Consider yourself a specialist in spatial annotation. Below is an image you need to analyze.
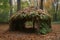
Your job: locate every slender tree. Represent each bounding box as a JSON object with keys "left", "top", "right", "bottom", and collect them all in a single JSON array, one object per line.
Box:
[
  {"left": 40, "top": 0, "right": 43, "bottom": 10},
  {"left": 54, "top": 0, "right": 58, "bottom": 21},
  {"left": 9, "top": 0, "right": 12, "bottom": 16},
  {"left": 17, "top": 0, "right": 21, "bottom": 11}
]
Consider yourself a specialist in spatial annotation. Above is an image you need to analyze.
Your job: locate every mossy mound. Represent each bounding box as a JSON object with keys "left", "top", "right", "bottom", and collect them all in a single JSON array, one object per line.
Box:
[{"left": 9, "top": 7, "right": 51, "bottom": 34}]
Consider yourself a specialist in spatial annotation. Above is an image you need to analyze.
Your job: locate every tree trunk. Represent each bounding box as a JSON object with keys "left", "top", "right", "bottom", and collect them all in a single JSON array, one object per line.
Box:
[
  {"left": 9, "top": 0, "right": 12, "bottom": 16},
  {"left": 54, "top": 0, "right": 58, "bottom": 21},
  {"left": 17, "top": 0, "right": 21, "bottom": 11},
  {"left": 40, "top": 0, "right": 43, "bottom": 10}
]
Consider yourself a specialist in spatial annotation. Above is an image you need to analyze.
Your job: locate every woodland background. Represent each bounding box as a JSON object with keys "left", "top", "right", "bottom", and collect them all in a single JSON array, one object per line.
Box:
[{"left": 0, "top": 0, "right": 60, "bottom": 23}]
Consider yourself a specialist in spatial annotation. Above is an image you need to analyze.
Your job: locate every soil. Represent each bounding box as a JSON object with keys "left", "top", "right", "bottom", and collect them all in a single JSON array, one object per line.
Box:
[{"left": 0, "top": 23, "right": 60, "bottom": 40}]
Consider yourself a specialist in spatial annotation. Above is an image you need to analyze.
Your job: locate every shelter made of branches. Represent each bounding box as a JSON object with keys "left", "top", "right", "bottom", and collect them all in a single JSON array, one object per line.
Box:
[{"left": 9, "top": 7, "right": 51, "bottom": 34}]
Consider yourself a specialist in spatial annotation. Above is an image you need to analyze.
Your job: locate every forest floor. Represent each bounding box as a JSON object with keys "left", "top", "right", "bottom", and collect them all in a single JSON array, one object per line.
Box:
[{"left": 0, "top": 23, "right": 60, "bottom": 40}]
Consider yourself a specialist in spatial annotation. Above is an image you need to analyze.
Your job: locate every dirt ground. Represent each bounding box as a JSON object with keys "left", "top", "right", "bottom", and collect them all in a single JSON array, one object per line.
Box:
[{"left": 0, "top": 23, "right": 60, "bottom": 40}]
